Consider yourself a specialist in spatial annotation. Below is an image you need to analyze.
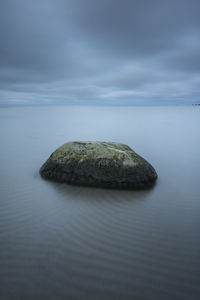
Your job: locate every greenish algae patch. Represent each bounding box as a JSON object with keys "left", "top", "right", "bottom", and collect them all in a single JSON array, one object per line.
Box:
[{"left": 51, "top": 142, "right": 143, "bottom": 163}]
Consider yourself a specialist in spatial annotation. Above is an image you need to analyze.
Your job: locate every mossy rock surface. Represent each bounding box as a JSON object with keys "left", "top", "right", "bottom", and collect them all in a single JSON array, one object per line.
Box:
[{"left": 40, "top": 141, "right": 157, "bottom": 189}]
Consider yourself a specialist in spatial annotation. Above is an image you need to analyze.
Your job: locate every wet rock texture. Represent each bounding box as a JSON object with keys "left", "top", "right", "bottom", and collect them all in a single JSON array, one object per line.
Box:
[{"left": 40, "top": 141, "right": 157, "bottom": 189}]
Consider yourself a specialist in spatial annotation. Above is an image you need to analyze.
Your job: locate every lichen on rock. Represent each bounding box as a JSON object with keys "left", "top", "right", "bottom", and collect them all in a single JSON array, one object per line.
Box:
[{"left": 40, "top": 141, "right": 157, "bottom": 189}]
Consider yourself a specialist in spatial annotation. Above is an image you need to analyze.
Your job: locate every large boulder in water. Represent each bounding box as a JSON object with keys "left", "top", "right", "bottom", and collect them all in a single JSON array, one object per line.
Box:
[{"left": 40, "top": 141, "right": 157, "bottom": 189}]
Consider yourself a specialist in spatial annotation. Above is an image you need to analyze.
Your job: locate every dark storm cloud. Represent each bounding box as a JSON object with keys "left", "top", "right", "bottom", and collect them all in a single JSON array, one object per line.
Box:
[
  {"left": 64, "top": 0, "right": 200, "bottom": 57},
  {"left": 0, "top": 0, "right": 200, "bottom": 105},
  {"left": 0, "top": 0, "right": 73, "bottom": 80}
]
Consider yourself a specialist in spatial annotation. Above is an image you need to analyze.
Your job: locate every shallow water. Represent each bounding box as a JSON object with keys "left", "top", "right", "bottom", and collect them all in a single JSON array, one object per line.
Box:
[{"left": 0, "top": 106, "right": 199, "bottom": 300}]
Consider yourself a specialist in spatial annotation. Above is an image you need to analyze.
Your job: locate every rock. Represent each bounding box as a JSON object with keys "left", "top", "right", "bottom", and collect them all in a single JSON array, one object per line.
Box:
[{"left": 40, "top": 141, "right": 157, "bottom": 189}]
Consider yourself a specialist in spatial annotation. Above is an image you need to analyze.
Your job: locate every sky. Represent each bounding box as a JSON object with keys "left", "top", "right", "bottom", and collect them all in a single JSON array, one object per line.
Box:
[{"left": 0, "top": 0, "right": 200, "bottom": 105}]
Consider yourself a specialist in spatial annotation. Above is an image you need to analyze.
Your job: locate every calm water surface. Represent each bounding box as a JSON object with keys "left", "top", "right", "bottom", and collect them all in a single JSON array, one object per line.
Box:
[{"left": 0, "top": 106, "right": 199, "bottom": 300}]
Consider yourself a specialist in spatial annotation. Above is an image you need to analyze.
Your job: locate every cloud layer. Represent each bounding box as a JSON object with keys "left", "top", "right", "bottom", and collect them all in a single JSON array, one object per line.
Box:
[{"left": 0, "top": 0, "right": 200, "bottom": 105}]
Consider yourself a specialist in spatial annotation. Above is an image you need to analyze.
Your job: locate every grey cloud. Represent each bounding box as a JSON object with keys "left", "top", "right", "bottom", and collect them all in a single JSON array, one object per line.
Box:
[
  {"left": 165, "top": 47, "right": 200, "bottom": 73},
  {"left": 0, "top": 0, "right": 200, "bottom": 105},
  {"left": 63, "top": 0, "right": 200, "bottom": 57},
  {"left": 0, "top": 0, "right": 73, "bottom": 80}
]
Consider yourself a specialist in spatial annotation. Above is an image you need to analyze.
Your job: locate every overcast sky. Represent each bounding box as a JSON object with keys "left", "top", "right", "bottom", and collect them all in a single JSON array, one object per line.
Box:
[{"left": 0, "top": 0, "right": 200, "bottom": 105}]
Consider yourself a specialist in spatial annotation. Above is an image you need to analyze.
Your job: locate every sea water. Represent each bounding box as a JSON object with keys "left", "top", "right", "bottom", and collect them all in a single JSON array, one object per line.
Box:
[{"left": 0, "top": 105, "right": 199, "bottom": 300}]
